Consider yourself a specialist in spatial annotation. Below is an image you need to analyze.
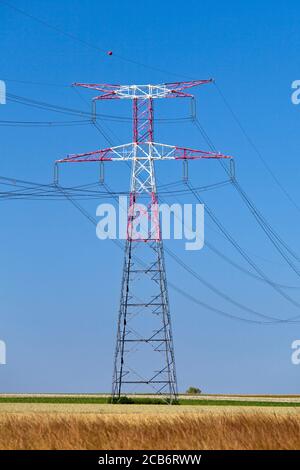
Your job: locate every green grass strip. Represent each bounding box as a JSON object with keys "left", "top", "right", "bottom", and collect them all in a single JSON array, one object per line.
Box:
[{"left": 0, "top": 396, "right": 300, "bottom": 407}]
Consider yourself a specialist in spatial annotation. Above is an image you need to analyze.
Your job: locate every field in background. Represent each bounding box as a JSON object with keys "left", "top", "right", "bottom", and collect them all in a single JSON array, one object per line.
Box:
[{"left": 1, "top": 394, "right": 300, "bottom": 406}]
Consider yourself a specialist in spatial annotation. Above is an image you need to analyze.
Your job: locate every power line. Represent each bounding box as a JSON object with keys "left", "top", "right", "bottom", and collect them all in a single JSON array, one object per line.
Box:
[
  {"left": 103, "top": 179, "right": 300, "bottom": 324},
  {"left": 231, "top": 177, "right": 300, "bottom": 264},
  {"left": 7, "top": 92, "right": 192, "bottom": 124},
  {"left": 56, "top": 182, "right": 299, "bottom": 325},
  {"left": 1, "top": 77, "right": 69, "bottom": 88},
  {"left": 203, "top": 239, "right": 300, "bottom": 291},
  {"left": 168, "top": 282, "right": 297, "bottom": 325},
  {"left": 2, "top": 99, "right": 299, "bottom": 325},
  {"left": 164, "top": 246, "right": 298, "bottom": 323},
  {"left": 0, "top": 173, "right": 230, "bottom": 200},
  {"left": 193, "top": 116, "right": 300, "bottom": 270},
  {"left": 0, "top": 0, "right": 190, "bottom": 80},
  {"left": 0, "top": 119, "right": 91, "bottom": 127},
  {"left": 186, "top": 181, "right": 300, "bottom": 313},
  {"left": 214, "top": 81, "right": 300, "bottom": 213}
]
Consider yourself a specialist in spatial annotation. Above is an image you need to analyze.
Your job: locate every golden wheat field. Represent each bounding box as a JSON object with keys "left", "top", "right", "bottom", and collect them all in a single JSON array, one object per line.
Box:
[{"left": 0, "top": 406, "right": 299, "bottom": 450}]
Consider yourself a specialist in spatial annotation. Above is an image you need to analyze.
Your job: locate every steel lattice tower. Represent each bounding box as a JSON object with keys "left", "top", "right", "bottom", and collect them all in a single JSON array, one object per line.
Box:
[{"left": 56, "top": 80, "right": 230, "bottom": 402}]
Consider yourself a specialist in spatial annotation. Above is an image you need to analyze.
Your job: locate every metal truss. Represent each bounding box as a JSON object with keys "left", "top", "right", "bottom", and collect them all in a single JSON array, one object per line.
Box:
[
  {"left": 57, "top": 142, "right": 230, "bottom": 163},
  {"left": 71, "top": 80, "right": 213, "bottom": 100},
  {"left": 56, "top": 79, "right": 231, "bottom": 403}
]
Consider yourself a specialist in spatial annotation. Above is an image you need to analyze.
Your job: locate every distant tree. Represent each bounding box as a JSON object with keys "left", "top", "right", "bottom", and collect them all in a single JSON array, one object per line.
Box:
[{"left": 186, "top": 386, "right": 201, "bottom": 395}]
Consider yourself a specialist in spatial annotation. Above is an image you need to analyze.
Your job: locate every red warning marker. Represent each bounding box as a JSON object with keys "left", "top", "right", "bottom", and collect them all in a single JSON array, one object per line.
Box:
[{"left": 107, "top": 51, "right": 113, "bottom": 56}]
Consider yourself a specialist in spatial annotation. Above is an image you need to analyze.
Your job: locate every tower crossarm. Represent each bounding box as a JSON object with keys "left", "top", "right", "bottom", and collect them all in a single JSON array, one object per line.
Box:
[
  {"left": 72, "top": 79, "right": 213, "bottom": 101},
  {"left": 56, "top": 142, "right": 231, "bottom": 164}
]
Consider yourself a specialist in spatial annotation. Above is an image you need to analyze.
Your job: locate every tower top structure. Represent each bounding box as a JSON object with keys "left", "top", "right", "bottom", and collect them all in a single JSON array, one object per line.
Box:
[{"left": 72, "top": 79, "right": 213, "bottom": 100}]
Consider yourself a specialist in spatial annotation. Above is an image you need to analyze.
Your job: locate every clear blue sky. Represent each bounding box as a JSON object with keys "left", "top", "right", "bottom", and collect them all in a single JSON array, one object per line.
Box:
[{"left": 0, "top": 0, "right": 300, "bottom": 394}]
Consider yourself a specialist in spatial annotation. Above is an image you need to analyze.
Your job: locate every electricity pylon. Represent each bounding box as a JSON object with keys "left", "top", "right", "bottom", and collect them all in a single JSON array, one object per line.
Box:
[{"left": 56, "top": 80, "right": 230, "bottom": 402}]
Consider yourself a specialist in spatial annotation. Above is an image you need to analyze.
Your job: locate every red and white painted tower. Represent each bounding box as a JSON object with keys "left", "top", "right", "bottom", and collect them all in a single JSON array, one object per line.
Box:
[{"left": 56, "top": 80, "right": 230, "bottom": 402}]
